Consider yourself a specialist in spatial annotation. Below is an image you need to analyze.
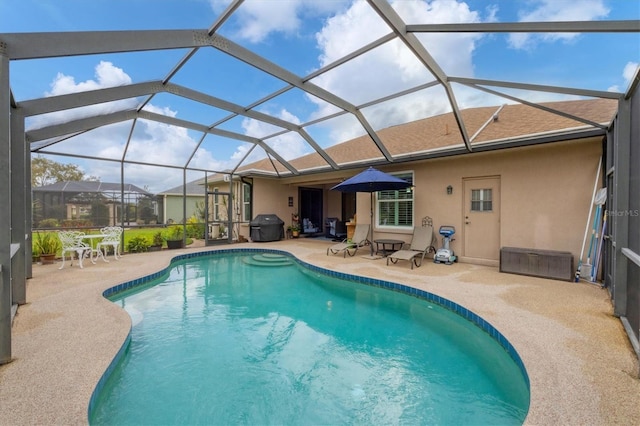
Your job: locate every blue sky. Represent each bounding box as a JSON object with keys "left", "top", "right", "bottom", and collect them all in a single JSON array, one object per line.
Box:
[{"left": 2, "top": 0, "right": 639, "bottom": 192}]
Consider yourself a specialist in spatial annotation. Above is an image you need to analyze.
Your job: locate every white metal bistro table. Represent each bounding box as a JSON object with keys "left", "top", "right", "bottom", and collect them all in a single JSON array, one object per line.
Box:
[{"left": 83, "top": 234, "right": 109, "bottom": 263}]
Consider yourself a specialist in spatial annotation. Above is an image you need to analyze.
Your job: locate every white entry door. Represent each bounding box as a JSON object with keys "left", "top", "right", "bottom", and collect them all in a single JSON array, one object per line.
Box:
[{"left": 463, "top": 177, "right": 501, "bottom": 261}]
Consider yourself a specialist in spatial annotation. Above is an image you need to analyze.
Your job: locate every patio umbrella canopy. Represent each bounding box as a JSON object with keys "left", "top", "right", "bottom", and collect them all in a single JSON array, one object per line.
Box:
[{"left": 331, "top": 167, "right": 412, "bottom": 258}]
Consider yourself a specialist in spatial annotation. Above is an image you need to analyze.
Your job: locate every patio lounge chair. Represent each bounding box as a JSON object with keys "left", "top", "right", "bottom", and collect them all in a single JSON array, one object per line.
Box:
[
  {"left": 326, "top": 224, "right": 370, "bottom": 257},
  {"left": 386, "top": 223, "right": 435, "bottom": 269}
]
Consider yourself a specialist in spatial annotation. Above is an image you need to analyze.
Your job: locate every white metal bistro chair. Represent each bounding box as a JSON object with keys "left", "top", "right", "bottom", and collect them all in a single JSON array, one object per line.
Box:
[
  {"left": 58, "top": 230, "right": 91, "bottom": 269},
  {"left": 96, "top": 226, "right": 123, "bottom": 261}
]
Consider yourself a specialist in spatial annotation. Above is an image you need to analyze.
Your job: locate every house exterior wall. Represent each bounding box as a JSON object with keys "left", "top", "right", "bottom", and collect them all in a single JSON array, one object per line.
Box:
[
  {"left": 251, "top": 137, "right": 601, "bottom": 266},
  {"left": 243, "top": 179, "right": 299, "bottom": 233},
  {"left": 326, "top": 189, "right": 343, "bottom": 221},
  {"left": 163, "top": 195, "right": 203, "bottom": 224},
  {"left": 393, "top": 137, "right": 602, "bottom": 265}
]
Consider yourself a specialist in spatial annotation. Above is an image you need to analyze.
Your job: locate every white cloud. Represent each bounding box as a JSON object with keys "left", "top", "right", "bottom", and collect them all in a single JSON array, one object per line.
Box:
[
  {"left": 202, "top": 0, "right": 495, "bottom": 161},
  {"left": 225, "top": 0, "right": 349, "bottom": 43},
  {"left": 623, "top": 62, "right": 639, "bottom": 84},
  {"left": 608, "top": 61, "right": 640, "bottom": 93},
  {"left": 27, "top": 61, "right": 138, "bottom": 130},
  {"left": 316, "top": 0, "right": 388, "bottom": 64},
  {"left": 216, "top": 0, "right": 489, "bottom": 156},
  {"left": 234, "top": 1, "right": 302, "bottom": 43},
  {"left": 31, "top": 61, "right": 237, "bottom": 192},
  {"left": 239, "top": 108, "right": 307, "bottom": 162},
  {"left": 308, "top": 0, "right": 483, "bottom": 139},
  {"left": 45, "top": 60, "right": 132, "bottom": 96},
  {"left": 396, "top": 0, "right": 482, "bottom": 76},
  {"left": 508, "top": 0, "right": 610, "bottom": 50}
]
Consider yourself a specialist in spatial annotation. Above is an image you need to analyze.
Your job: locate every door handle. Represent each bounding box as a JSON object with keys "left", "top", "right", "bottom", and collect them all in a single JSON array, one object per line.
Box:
[{"left": 465, "top": 221, "right": 470, "bottom": 224}]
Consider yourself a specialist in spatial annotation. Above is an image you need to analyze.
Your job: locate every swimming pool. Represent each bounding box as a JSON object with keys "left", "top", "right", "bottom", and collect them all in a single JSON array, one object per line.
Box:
[{"left": 90, "top": 250, "right": 529, "bottom": 424}]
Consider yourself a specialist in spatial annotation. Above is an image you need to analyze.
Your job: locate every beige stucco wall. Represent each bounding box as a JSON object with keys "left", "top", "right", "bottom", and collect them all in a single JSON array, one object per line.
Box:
[
  {"left": 380, "top": 137, "right": 602, "bottom": 264},
  {"left": 251, "top": 137, "right": 602, "bottom": 265},
  {"left": 248, "top": 179, "right": 299, "bottom": 230},
  {"left": 326, "top": 189, "right": 342, "bottom": 220}
]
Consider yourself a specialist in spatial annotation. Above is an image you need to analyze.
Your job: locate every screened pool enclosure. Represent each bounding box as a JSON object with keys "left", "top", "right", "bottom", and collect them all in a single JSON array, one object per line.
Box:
[{"left": 1, "top": 0, "right": 638, "bottom": 366}]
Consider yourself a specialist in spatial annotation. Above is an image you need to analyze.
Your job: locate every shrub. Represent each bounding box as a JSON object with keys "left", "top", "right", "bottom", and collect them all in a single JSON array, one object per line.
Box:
[
  {"left": 186, "top": 216, "right": 205, "bottom": 239},
  {"left": 38, "top": 218, "right": 60, "bottom": 228},
  {"left": 164, "top": 225, "right": 184, "bottom": 241},
  {"left": 127, "top": 235, "right": 150, "bottom": 253},
  {"left": 34, "top": 232, "right": 61, "bottom": 255},
  {"left": 61, "top": 219, "right": 93, "bottom": 228},
  {"left": 152, "top": 231, "right": 164, "bottom": 247}
]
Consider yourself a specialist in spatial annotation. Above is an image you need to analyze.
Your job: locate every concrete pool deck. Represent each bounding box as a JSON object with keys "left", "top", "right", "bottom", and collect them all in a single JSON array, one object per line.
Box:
[{"left": 1, "top": 239, "right": 639, "bottom": 425}]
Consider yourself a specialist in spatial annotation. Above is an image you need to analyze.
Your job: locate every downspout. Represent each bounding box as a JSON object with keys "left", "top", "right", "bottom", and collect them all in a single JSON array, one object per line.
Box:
[
  {"left": 227, "top": 173, "right": 233, "bottom": 243},
  {"left": 204, "top": 173, "right": 209, "bottom": 245}
]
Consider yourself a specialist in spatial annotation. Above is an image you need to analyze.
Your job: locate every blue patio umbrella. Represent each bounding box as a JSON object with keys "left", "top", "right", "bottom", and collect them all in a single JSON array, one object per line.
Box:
[{"left": 331, "top": 167, "right": 412, "bottom": 258}]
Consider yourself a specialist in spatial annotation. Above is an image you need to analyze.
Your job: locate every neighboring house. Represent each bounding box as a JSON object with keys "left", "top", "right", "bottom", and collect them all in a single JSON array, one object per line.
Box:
[
  {"left": 159, "top": 176, "right": 252, "bottom": 240},
  {"left": 157, "top": 177, "right": 208, "bottom": 224},
  {"left": 211, "top": 99, "right": 617, "bottom": 267}
]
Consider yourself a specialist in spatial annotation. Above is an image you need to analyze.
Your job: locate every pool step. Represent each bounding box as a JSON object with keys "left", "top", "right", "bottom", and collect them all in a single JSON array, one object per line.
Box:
[{"left": 242, "top": 253, "right": 293, "bottom": 267}]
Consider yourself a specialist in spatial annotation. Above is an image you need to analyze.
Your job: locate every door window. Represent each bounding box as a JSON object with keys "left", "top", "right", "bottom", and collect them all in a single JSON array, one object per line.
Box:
[{"left": 471, "top": 189, "right": 492, "bottom": 212}]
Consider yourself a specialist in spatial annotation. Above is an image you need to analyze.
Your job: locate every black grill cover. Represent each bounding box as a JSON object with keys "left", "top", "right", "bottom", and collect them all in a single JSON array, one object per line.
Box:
[{"left": 250, "top": 214, "right": 284, "bottom": 242}]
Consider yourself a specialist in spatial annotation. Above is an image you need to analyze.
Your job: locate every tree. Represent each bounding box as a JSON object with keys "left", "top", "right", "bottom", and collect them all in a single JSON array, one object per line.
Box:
[
  {"left": 31, "top": 155, "right": 99, "bottom": 187},
  {"left": 138, "top": 196, "right": 156, "bottom": 224}
]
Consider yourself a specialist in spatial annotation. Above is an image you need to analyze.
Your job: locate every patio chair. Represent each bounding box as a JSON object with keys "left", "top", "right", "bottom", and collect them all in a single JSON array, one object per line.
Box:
[
  {"left": 58, "top": 230, "right": 91, "bottom": 270},
  {"left": 97, "top": 226, "right": 123, "bottom": 261},
  {"left": 386, "top": 221, "right": 436, "bottom": 269},
  {"left": 326, "top": 224, "right": 370, "bottom": 257}
]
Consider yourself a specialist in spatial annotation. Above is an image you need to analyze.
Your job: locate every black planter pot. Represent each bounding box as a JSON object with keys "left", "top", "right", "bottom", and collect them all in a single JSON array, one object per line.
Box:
[{"left": 166, "top": 240, "right": 184, "bottom": 249}]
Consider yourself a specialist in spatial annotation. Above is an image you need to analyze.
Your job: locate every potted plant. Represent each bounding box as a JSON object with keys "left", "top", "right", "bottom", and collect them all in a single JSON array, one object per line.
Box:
[
  {"left": 289, "top": 213, "right": 300, "bottom": 238},
  {"left": 32, "top": 244, "right": 41, "bottom": 263},
  {"left": 287, "top": 224, "right": 300, "bottom": 238},
  {"left": 34, "top": 232, "right": 61, "bottom": 264},
  {"left": 149, "top": 231, "right": 164, "bottom": 251},
  {"left": 164, "top": 225, "right": 184, "bottom": 249},
  {"left": 126, "top": 235, "right": 150, "bottom": 253}
]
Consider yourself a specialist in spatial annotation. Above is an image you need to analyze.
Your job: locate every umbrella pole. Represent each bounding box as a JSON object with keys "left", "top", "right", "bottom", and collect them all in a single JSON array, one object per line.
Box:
[{"left": 370, "top": 192, "right": 374, "bottom": 257}]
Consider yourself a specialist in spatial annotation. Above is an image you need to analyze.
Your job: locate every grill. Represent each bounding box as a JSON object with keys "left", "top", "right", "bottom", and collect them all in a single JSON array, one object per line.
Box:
[{"left": 250, "top": 214, "right": 284, "bottom": 242}]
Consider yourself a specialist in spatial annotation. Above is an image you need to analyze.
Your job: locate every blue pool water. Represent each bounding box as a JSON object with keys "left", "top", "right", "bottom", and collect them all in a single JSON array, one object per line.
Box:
[{"left": 90, "top": 251, "right": 529, "bottom": 425}]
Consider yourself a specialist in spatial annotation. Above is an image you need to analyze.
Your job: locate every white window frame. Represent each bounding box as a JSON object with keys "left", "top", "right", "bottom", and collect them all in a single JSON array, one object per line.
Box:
[
  {"left": 471, "top": 188, "right": 493, "bottom": 212},
  {"left": 213, "top": 187, "right": 220, "bottom": 221},
  {"left": 375, "top": 170, "right": 414, "bottom": 231},
  {"left": 242, "top": 183, "right": 251, "bottom": 222}
]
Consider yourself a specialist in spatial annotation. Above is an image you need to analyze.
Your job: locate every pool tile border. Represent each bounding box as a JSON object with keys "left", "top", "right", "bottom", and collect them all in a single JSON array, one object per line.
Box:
[{"left": 90, "top": 248, "right": 530, "bottom": 420}]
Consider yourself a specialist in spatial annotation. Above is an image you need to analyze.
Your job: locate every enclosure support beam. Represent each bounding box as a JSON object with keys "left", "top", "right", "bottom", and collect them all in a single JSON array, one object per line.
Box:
[
  {"left": 612, "top": 99, "right": 631, "bottom": 316},
  {"left": 10, "top": 109, "right": 26, "bottom": 304},
  {"left": 24, "top": 116, "right": 33, "bottom": 280},
  {"left": 0, "top": 41, "right": 12, "bottom": 364}
]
